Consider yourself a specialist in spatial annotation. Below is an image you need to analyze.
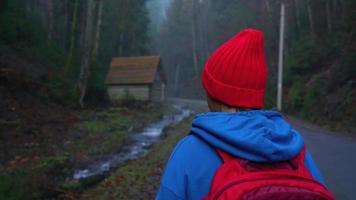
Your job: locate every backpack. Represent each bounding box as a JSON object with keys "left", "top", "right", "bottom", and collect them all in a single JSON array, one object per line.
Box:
[{"left": 204, "top": 147, "right": 336, "bottom": 200}]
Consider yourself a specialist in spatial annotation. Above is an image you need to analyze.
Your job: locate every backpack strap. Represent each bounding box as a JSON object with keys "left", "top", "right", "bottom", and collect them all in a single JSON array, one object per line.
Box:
[
  {"left": 216, "top": 146, "right": 308, "bottom": 173},
  {"left": 216, "top": 149, "right": 249, "bottom": 173},
  {"left": 216, "top": 149, "right": 238, "bottom": 163},
  {"left": 292, "top": 145, "right": 307, "bottom": 163},
  {"left": 291, "top": 145, "right": 313, "bottom": 176},
  {"left": 217, "top": 146, "right": 307, "bottom": 163}
]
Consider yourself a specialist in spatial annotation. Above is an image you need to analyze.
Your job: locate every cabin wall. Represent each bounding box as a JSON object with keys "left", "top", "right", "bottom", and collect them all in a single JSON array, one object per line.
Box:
[
  {"left": 151, "top": 81, "right": 166, "bottom": 101},
  {"left": 108, "top": 85, "right": 150, "bottom": 101}
]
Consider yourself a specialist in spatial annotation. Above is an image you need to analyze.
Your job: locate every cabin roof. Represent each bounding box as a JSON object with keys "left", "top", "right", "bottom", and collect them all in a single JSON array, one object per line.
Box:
[{"left": 105, "top": 56, "right": 166, "bottom": 85}]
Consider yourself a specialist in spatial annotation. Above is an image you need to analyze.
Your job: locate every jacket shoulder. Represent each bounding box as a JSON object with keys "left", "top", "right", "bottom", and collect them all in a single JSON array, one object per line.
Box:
[{"left": 168, "top": 135, "right": 219, "bottom": 163}]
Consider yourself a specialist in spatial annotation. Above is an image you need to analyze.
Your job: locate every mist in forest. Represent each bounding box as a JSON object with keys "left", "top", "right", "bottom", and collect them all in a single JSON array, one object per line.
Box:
[
  {"left": 146, "top": 0, "right": 171, "bottom": 33},
  {"left": 150, "top": 0, "right": 355, "bottom": 122},
  {"left": 0, "top": 0, "right": 355, "bottom": 199},
  {"left": 0, "top": 0, "right": 354, "bottom": 121}
]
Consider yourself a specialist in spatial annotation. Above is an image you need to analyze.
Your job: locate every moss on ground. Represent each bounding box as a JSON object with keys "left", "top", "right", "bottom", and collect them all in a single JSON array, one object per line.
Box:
[
  {"left": 81, "top": 116, "right": 194, "bottom": 200},
  {"left": 72, "top": 103, "right": 165, "bottom": 159},
  {"left": 0, "top": 103, "right": 168, "bottom": 200}
]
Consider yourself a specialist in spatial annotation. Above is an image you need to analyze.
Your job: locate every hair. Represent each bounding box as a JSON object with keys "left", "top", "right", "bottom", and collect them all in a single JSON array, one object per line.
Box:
[{"left": 207, "top": 95, "right": 256, "bottom": 112}]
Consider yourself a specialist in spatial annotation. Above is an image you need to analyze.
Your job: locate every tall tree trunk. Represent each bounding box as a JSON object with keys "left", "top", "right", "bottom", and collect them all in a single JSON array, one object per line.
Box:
[
  {"left": 326, "top": 0, "right": 332, "bottom": 33},
  {"left": 195, "top": 0, "right": 210, "bottom": 67},
  {"left": 307, "top": 0, "right": 315, "bottom": 37},
  {"left": 203, "top": 0, "right": 211, "bottom": 58},
  {"left": 199, "top": 0, "right": 209, "bottom": 65},
  {"left": 92, "top": 0, "right": 104, "bottom": 62},
  {"left": 191, "top": 0, "right": 199, "bottom": 77},
  {"left": 64, "top": 0, "right": 79, "bottom": 73},
  {"left": 264, "top": 0, "right": 272, "bottom": 19},
  {"left": 77, "top": 0, "right": 95, "bottom": 107},
  {"left": 62, "top": 0, "right": 69, "bottom": 50},
  {"left": 47, "top": 0, "right": 54, "bottom": 40},
  {"left": 293, "top": 0, "right": 302, "bottom": 33}
]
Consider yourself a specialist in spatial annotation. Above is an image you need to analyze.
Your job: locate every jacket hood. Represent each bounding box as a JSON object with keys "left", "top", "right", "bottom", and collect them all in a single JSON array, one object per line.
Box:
[{"left": 191, "top": 111, "right": 304, "bottom": 162}]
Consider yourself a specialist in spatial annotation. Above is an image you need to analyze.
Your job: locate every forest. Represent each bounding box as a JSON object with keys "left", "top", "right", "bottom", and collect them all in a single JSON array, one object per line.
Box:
[
  {"left": 0, "top": 0, "right": 355, "bottom": 123},
  {"left": 0, "top": 0, "right": 150, "bottom": 107},
  {"left": 156, "top": 0, "right": 355, "bottom": 127},
  {"left": 0, "top": 0, "right": 355, "bottom": 199}
]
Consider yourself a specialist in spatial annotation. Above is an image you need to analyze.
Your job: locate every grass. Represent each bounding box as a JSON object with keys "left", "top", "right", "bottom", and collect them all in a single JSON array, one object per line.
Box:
[
  {"left": 40, "top": 155, "right": 72, "bottom": 178},
  {"left": 0, "top": 165, "right": 50, "bottom": 200},
  {"left": 74, "top": 104, "right": 164, "bottom": 157},
  {"left": 0, "top": 103, "right": 168, "bottom": 200},
  {"left": 81, "top": 116, "right": 194, "bottom": 200}
]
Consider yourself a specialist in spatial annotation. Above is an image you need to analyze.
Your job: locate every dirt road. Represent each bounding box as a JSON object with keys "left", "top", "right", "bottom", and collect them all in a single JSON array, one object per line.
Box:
[{"left": 170, "top": 98, "right": 356, "bottom": 200}]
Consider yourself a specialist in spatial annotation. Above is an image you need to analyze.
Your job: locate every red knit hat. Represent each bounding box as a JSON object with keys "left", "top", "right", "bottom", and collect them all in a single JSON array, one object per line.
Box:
[{"left": 201, "top": 28, "right": 268, "bottom": 109}]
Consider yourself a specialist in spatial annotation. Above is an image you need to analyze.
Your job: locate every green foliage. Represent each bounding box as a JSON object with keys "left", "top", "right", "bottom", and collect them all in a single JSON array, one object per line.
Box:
[
  {"left": 0, "top": 167, "right": 46, "bottom": 200},
  {"left": 0, "top": 156, "right": 72, "bottom": 200},
  {"left": 81, "top": 116, "right": 194, "bottom": 200},
  {"left": 265, "top": 80, "right": 277, "bottom": 109},
  {"left": 40, "top": 155, "right": 72, "bottom": 177},
  {"left": 301, "top": 83, "right": 321, "bottom": 121},
  {"left": 0, "top": 0, "right": 42, "bottom": 48},
  {"left": 78, "top": 110, "right": 133, "bottom": 134},
  {"left": 0, "top": 0, "right": 151, "bottom": 106},
  {"left": 287, "top": 77, "right": 305, "bottom": 111},
  {"left": 75, "top": 108, "right": 146, "bottom": 156},
  {"left": 158, "top": 0, "right": 355, "bottom": 130},
  {"left": 0, "top": 168, "right": 27, "bottom": 200},
  {"left": 79, "top": 120, "right": 109, "bottom": 133},
  {"left": 285, "top": 36, "right": 319, "bottom": 81}
]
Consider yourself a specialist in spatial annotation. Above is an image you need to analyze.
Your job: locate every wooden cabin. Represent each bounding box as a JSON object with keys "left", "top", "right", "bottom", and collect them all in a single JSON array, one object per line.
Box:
[{"left": 105, "top": 56, "right": 167, "bottom": 102}]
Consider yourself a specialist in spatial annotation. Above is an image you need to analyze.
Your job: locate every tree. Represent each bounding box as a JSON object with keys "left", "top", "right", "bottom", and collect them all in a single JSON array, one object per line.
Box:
[
  {"left": 47, "top": 0, "right": 54, "bottom": 40},
  {"left": 307, "top": 0, "right": 315, "bottom": 37},
  {"left": 191, "top": 0, "right": 199, "bottom": 77},
  {"left": 64, "top": 0, "right": 79, "bottom": 73},
  {"left": 92, "top": 0, "right": 104, "bottom": 61},
  {"left": 77, "top": 0, "right": 95, "bottom": 107}
]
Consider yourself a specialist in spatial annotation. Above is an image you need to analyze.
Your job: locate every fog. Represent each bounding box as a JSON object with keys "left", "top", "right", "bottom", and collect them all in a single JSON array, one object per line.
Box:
[{"left": 146, "top": 0, "right": 172, "bottom": 33}]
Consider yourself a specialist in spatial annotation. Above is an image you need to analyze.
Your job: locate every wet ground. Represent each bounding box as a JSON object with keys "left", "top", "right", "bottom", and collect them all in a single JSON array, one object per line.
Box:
[
  {"left": 291, "top": 118, "right": 356, "bottom": 200},
  {"left": 73, "top": 105, "right": 191, "bottom": 180}
]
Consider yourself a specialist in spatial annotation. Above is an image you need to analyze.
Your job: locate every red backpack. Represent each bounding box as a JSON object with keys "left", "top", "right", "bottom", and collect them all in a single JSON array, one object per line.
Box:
[{"left": 204, "top": 147, "right": 336, "bottom": 200}]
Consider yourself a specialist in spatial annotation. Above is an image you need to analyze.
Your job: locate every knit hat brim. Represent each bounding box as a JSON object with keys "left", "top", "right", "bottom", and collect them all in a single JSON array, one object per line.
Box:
[{"left": 202, "top": 68, "right": 265, "bottom": 109}]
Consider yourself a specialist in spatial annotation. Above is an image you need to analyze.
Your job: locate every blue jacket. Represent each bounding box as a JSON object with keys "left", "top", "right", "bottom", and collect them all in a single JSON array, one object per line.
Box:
[{"left": 156, "top": 111, "right": 325, "bottom": 200}]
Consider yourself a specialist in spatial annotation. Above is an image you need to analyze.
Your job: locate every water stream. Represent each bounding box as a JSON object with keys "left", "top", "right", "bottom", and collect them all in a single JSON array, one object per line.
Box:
[{"left": 73, "top": 105, "right": 191, "bottom": 180}]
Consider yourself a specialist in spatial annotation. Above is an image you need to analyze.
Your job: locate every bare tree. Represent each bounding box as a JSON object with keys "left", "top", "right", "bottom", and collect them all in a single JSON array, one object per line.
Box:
[
  {"left": 202, "top": 0, "right": 211, "bottom": 60},
  {"left": 92, "top": 0, "right": 104, "bottom": 61},
  {"left": 326, "top": 0, "right": 332, "bottom": 33},
  {"left": 77, "top": 0, "right": 95, "bottom": 107},
  {"left": 264, "top": 0, "right": 272, "bottom": 19},
  {"left": 307, "top": 0, "right": 315, "bottom": 37},
  {"left": 47, "top": 0, "right": 54, "bottom": 40},
  {"left": 65, "top": 0, "right": 79, "bottom": 73},
  {"left": 62, "top": 0, "right": 69, "bottom": 50},
  {"left": 293, "top": 0, "right": 302, "bottom": 32},
  {"left": 191, "top": 0, "right": 199, "bottom": 77}
]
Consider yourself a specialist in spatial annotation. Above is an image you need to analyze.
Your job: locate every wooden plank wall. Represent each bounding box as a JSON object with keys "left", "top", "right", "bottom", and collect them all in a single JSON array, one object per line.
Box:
[
  {"left": 108, "top": 85, "right": 150, "bottom": 101},
  {"left": 151, "top": 81, "right": 163, "bottom": 101}
]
